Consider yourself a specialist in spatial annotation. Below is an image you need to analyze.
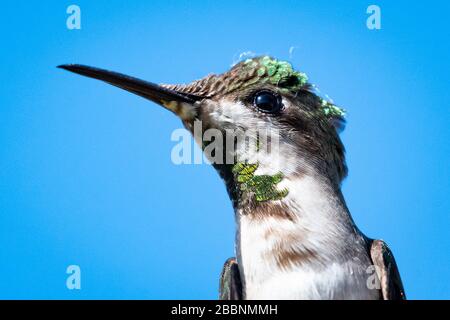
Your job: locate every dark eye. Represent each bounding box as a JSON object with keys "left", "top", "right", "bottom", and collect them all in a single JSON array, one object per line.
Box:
[{"left": 253, "top": 90, "right": 283, "bottom": 114}]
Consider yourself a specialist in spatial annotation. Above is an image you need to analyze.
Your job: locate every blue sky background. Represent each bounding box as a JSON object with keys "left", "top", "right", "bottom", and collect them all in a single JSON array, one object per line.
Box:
[{"left": 0, "top": 1, "right": 449, "bottom": 299}]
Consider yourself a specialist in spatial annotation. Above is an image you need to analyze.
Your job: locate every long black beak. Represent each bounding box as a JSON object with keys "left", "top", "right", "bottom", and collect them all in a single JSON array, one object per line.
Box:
[{"left": 58, "top": 64, "right": 202, "bottom": 105}]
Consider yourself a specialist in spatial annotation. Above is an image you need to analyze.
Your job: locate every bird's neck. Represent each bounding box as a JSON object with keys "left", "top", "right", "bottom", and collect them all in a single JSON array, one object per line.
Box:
[{"left": 229, "top": 161, "right": 370, "bottom": 299}]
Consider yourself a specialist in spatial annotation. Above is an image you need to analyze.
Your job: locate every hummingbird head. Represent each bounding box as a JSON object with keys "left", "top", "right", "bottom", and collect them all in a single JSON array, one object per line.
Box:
[{"left": 59, "top": 56, "right": 347, "bottom": 208}]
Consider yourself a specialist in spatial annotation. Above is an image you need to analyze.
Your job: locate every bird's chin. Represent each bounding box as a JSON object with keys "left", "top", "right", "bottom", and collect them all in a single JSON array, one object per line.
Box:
[{"left": 161, "top": 101, "right": 200, "bottom": 123}]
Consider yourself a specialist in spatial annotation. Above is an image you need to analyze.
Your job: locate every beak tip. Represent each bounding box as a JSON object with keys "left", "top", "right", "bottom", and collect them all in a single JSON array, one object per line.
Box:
[{"left": 57, "top": 64, "right": 77, "bottom": 71}]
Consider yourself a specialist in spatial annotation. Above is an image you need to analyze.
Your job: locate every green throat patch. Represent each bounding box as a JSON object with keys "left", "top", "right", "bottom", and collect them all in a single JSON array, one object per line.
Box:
[{"left": 232, "top": 162, "right": 289, "bottom": 202}]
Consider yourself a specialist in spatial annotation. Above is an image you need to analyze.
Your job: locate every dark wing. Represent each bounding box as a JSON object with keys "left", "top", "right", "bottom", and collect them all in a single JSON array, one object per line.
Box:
[
  {"left": 219, "top": 257, "right": 243, "bottom": 300},
  {"left": 369, "top": 239, "right": 406, "bottom": 300}
]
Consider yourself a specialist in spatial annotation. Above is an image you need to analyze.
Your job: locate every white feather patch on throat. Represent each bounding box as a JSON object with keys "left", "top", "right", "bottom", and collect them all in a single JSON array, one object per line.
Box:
[{"left": 236, "top": 176, "right": 379, "bottom": 299}]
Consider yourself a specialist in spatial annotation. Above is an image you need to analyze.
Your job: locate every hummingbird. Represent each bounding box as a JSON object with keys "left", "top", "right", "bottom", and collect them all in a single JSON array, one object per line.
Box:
[{"left": 58, "top": 56, "right": 405, "bottom": 300}]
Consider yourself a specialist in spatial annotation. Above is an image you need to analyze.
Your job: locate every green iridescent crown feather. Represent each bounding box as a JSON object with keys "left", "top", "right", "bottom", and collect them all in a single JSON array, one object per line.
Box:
[
  {"left": 243, "top": 56, "right": 308, "bottom": 92},
  {"left": 241, "top": 56, "right": 345, "bottom": 119},
  {"left": 321, "top": 99, "right": 346, "bottom": 118}
]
